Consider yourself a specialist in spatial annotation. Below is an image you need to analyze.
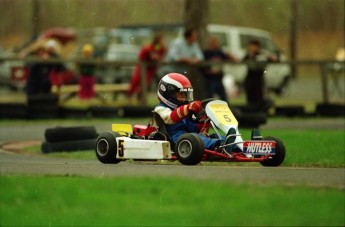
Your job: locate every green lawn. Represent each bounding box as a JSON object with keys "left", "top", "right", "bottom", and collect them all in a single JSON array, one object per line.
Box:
[
  {"left": 24, "top": 128, "right": 345, "bottom": 168},
  {"left": 1, "top": 176, "right": 344, "bottom": 227},
  {"left": 1, "top": 119, "right": 344, "bottom": 226}
]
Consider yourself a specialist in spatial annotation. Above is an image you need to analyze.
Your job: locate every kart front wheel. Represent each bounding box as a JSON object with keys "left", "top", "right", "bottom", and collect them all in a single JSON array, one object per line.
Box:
[
  {"left": 260, "top": 136, "right": 286, "bottom": 167},
  {"left": 95, "top": 131, "right": 122, "bottom": 164},
  {"left": 175, "top": 133, "right": 204, "bottom": 165}
]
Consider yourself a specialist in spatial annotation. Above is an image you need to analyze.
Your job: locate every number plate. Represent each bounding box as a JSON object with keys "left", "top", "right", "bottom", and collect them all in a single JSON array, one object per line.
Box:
[
  {"left": 209, "top": 103, "right": 238, "bottom": 126},
  {"left": 243, "top": 141, "right": 276, "bottom": 155}
]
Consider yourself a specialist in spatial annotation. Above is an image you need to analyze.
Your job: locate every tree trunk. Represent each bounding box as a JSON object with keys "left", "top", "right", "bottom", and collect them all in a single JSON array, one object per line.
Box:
[
  {"left": 184, "top": 0, "right": 209, "bottom": 49},
  {"left": 184, "top": 0, "right": 209, "bottom": 100},
  {"left": 32, "top": 0, "right": 41, "bottom": 39}
]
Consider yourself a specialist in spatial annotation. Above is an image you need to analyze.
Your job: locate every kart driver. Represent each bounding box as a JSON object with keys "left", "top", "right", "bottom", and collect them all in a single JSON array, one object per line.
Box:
[{"left": 154, "top": 73, "right": 236, "bottom": 151}]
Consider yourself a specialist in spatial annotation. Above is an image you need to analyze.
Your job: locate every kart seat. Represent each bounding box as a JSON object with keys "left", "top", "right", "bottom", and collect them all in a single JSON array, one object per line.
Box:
[{"left": 151, "top": 111, "right": 172, "bottom": 143}]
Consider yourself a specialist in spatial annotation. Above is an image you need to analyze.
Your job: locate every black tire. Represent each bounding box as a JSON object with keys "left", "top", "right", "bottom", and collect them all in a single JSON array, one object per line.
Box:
[
  {"left": 58, "top": 107, "right": 89, "bottom": 118},
  {"left": 27, "top": 94, "right": 58, "bottom": 105},
  {"left": 41, "top": 141, "right": 51, "bottom": 153},
  {"left": 238, "top": 112, "right": 267, "bottom": 128},
  {"left": 27, "top": 94, "right": 59, "bottom": 119},
  {"left": 316, "top": 103, "right": 345, "bottom": 117},
  {"left": 27, "top": 105, "right": 59, "bottom": 119},
  {"left": 117, "top": 106, "right": 153, "bottom": 117},
  {"left": 44, "top": 126, "right": 98, "bottom": 143},
  {"left": 175, "top": 133, "right": 204, "bottom": 165},
  {"left": 260, "top": 136, "right": 286, "bottom": 167},
  {"left": 95, "top": 131, "right": 122, "bottom": 164},
  {"left": 90, "top": 106, "right": 117, "bottom": 118},
  {"left": 0, "top": 103, "right": 28, "bottom": 119},
  {"left": 275, "top": 106, "right": 305, "bottom": 117},
  {"left": 41, "top": 139, "right": 96, "bottom": 153}
]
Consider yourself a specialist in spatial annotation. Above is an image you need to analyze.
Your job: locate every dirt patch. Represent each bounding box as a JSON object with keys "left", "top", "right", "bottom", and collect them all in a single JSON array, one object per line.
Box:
[{"left": 0, "top": 140, "right": 42, "bottom": 153}]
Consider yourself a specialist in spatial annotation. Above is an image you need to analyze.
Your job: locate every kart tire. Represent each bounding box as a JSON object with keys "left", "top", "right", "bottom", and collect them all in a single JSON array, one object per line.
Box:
[
  {"left": 260, "top": 136, "right": 286, "bottom": 167},
  {"left": 95, "top": 131, "right": 122, "bottom": 164},
  {"left": 45, "top": 126, "right": 98, "bottom": 143},
  {"left": 175, "top": 133, "right": 204, "bottom": 165},
  {"left": 41, "top": 139, "right": 96, "bottom": 153}
]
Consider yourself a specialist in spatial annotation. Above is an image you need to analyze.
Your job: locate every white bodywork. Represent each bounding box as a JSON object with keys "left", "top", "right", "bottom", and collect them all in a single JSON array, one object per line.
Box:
[
  {"left": 205, "top": 100, "right": 244, "bottom": 150},
  {"left": 115, "top": 137, "right": 171, "bottom": 160}
]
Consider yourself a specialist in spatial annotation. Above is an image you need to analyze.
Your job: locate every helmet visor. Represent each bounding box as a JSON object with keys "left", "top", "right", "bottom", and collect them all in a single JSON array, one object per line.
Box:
[{"left": 175, "top": 88, "right": 194, "bottom": 104}]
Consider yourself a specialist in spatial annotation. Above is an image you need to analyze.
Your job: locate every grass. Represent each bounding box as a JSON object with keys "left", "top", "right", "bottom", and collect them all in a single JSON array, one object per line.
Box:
[
  {"left": 1, "top": 176, "right": 344, "bottom": 227},
  {"left": 1, "top": 119, "right": 344, "bottom": 226},
  {"left": 22, "top": 127, "right": 345, "bottom": 168}
]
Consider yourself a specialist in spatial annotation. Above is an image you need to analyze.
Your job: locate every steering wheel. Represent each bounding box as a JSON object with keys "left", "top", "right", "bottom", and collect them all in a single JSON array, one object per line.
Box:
[
  {"left": 201, "top": 98, "right": 217, "bottom": 108},
  {"left": 189, "top": 98, "right": 217, "bottom": 123}
]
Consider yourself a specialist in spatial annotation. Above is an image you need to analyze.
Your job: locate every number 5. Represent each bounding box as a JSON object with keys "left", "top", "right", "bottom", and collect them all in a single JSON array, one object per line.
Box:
[{"left": 224, "top": 115, "right": 231, "bottom": 122}]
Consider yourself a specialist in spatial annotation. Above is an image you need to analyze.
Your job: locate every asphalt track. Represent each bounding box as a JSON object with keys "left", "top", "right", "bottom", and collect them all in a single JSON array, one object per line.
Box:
[{"left": 0, "top": 118, "right": 344, "bottom": 189}]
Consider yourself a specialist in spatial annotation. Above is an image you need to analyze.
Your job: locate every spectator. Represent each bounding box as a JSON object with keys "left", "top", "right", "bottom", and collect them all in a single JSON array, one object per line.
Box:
[
  {"left": 242, "top": 40, "right": 277, "bottom": 111},
  {"left": 78, "top": 43, "right": 96, "bottom": 99},
  {"left": 128, "top": 33, "right": 166, "bottom": 98},
  {"left": 202, "top": 36, "right": 237, "bottom": 101},
  {"left": 165, "top": 28, "right": 204, "bottom": 75},
  {"left": 25, "top": 40, "right": 65, "bottom": 96}
]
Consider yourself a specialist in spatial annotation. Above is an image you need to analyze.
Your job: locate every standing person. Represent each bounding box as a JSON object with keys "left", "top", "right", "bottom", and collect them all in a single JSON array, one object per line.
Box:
[
  {"left": 25, "top": 41, "right": 65, "bottom": 96},
  {"left": 202, "top": 36, "right": 237, "bottom": 101},
  {"left": 128, "top": 33, "right": 166, "bottom": 98},
  {"left": 78, "top": 43, "right": 96, "bottom": 99},
  {"left": 165, "top": 28, "right": 204, "bottom": 75},
  {"left": 242, "top": 40, "right": 277, "bottom": 111}
]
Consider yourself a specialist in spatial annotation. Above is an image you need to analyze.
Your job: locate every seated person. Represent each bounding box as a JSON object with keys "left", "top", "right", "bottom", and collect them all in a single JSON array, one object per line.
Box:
[{"left": 154, "top": 73, "right": 236, "bottom": 151}]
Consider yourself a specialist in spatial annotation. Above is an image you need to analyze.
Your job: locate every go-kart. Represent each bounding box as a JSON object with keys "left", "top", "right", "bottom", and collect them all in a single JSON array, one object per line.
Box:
[{"left": 95, "top": 99, "right": 286, "bottom": 166}]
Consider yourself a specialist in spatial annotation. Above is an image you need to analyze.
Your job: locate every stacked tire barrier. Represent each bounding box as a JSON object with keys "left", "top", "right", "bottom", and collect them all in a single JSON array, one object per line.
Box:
[
  {"left": 0, "top": 103, "right": 28, "bottom": 119},
  {"left": 232, "top": 106, "right": 267, "bottom": 128},
  {"left": 41, "top": 126, "right": 98, "bottom": 153},
  {"left": 0, "top": 101, "right": 343, "bottom": 121},
  {"left": 27, "top": 94, "right": 59, "bottom": 119},
  {"left": 274, "top": 105, "right": 306, "bottom": 117},
  {"left": 316, "top": 103, "right": 345, "bottom": 117}
]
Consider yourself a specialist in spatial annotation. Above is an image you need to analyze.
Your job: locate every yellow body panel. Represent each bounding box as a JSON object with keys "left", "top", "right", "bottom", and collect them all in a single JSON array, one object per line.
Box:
[
  {"left": 209, "top": 103, "right": 238, "bottom": 126},
  {"left": 112, "top": 124, "right": 133, "bottom": 135}
]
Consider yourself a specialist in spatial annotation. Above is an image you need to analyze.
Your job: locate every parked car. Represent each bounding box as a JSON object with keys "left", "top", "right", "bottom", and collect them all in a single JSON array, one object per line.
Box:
[
  {"left": 208, "top": 24, "right": 291, "bottom": 95},
  {"left": 96, "top": 43, "right": 139, "bottom": 84}
]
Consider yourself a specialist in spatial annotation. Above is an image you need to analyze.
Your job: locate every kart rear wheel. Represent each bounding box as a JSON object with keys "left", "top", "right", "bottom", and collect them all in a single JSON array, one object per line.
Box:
[
  {"left": 260, "top": 136, "right": 286, "bottom": 167},
  {"left": 175, "top": 133, "right": 204, "bottom": 165},
  {"left": 95, "top": 131, "right": 122, "bottom": 164}
]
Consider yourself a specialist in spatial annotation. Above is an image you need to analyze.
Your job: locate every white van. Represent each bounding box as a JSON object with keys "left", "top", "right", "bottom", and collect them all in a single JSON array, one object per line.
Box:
[{"left": 208, "top": 24, "right": 291, "bottom": 95}]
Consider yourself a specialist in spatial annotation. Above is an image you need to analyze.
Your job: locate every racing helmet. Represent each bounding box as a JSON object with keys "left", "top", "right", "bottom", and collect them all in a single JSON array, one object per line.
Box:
[{"left": 157, "top": 73, "right": 194, "bottom": 109}]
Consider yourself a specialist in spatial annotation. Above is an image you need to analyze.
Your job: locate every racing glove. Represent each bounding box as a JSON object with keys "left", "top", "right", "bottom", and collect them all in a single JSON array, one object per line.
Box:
[{"left": 170, "top": 100, "right": 202, "bottom": 123}]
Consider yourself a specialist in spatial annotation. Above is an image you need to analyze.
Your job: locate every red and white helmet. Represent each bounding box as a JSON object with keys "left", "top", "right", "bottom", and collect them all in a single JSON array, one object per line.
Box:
[{"left": 157, "top": 73, "right": 194, "bottom": 109}]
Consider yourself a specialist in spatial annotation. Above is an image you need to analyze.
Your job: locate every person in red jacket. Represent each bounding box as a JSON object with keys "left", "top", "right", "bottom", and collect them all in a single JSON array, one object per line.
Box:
[{"left": 128, "top": 33, "right": 166, "bottom": 98}]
